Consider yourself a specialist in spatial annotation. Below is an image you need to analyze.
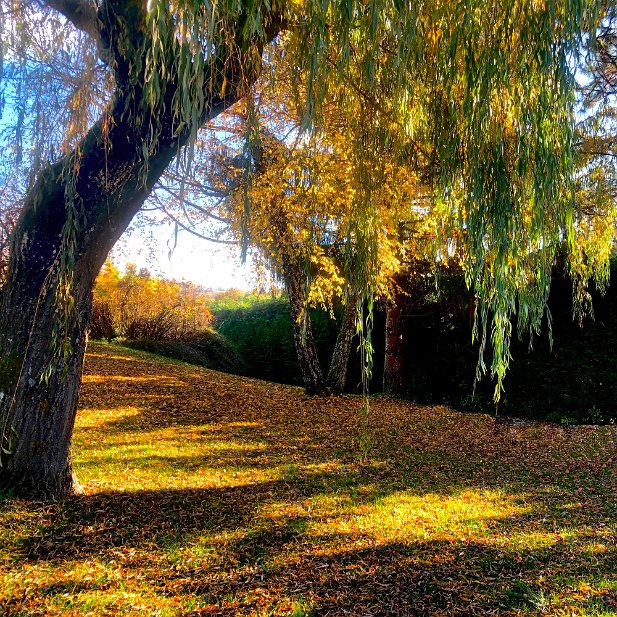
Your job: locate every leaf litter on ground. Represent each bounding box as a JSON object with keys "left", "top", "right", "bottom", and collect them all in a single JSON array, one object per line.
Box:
[{"left": 1, "top": 341, "right": 616, "bottom": 616}]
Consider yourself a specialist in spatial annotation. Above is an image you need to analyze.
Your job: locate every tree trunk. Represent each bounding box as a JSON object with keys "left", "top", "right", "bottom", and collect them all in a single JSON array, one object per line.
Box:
[
  {"left": 326, "top": 294, "right": 358, "bottom": 393},
  {"left": 0, "top": 267, "right": 92, "bottom": 497},
  {"left": 249, "top": 132, "right": 355, "bottom": 397},
  {"left": 283, "top": 260, "right": 326, "bottom": 395},
  {"left": 0, "top": 101, "right": 175, "bottom": 497},
  {"left": 0, "top": 0, "right": 281, "bottom": 499},
  {"left": 383, "top": 299, "right": 406, "bottom": 395}
]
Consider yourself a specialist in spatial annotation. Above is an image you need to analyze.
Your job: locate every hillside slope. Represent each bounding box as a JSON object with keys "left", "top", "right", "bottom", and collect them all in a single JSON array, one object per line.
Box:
[{"left": 1, "top": 342, "right": 616, "bottom": 616}]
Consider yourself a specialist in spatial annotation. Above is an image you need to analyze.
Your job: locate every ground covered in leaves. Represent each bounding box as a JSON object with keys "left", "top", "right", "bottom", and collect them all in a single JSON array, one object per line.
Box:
[{"left": 2, "top": 342, "right": 617, "bottom": 616}]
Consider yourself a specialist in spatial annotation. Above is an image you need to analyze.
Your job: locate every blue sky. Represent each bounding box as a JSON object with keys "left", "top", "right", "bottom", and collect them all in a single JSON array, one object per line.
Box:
[{"left": 1, "top": 78, "right": 258, "bottom": 290}]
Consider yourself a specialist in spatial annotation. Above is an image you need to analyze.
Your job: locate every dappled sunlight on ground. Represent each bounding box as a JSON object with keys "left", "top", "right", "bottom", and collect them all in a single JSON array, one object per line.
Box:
[
  {"left": 83, "top": 373, "right": 188, "bottom": 385},
  {"left": 1, "top": 342, "right": 616, "bottom": 616}
]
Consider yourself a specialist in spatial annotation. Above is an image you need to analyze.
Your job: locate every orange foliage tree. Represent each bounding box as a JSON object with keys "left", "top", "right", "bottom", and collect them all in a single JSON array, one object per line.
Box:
[{"left": 91, "top": 262, "right": 212, "bottom": 341}]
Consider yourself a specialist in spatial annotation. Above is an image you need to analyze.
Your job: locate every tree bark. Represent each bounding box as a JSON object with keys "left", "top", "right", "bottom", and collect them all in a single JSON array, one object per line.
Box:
[
  {"left": 326, "top": 294, "right": 358, "bottom": 394},
  {"left": 0, "top": 0, "right": 281, "bottom": 499},
  {"left": 383, "top": 298, "right": 406, "bottom": 395},
  {"left": 283, "top": 259, "right": 326, "bottom": 395}
]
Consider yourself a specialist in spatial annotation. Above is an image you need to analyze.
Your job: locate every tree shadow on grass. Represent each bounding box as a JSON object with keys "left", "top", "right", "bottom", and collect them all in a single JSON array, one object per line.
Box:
[
  {"left": 5, "top": 480, "right": 616, "bottom": 616},
  {"left": 4, "top": 346, "right": 615, "bottom": 614},
  {"left": 3, "top": 462, "right": 616, "bottom": 614},
  {"left": 188, "top": 536, "right": 617, "bottom": 616},
  {"left": 79, "top": 345, "right": 617, "bottom": 502}
]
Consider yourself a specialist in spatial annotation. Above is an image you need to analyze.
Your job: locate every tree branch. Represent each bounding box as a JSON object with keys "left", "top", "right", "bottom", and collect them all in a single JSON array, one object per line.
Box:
[
  {"left": 153, "top": 184, "right": 230, "bottom": 223},
  {"left": 43, "top": 0, "right": 102, "bottom": 48},
  {"left": 159, "top": 203, "right": 238, "bottom": 245}
]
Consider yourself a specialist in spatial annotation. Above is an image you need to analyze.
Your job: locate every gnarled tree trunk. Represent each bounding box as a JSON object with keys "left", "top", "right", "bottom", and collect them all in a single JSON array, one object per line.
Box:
[
  {"left": 0, "top": 266, "right": 92, "bottom": 498},
  {"left": 283, "top": 258, "right": 326, "bottom": 395}
]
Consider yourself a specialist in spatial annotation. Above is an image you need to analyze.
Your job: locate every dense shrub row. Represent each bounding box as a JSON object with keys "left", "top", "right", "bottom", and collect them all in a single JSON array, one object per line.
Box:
[
  {"left": 392, "top": 263, "right": 617, "bottom": 425},
  {"left": 214, "top": 298, "right": 338, "bottom": 385},
  {"left": 212, "top": 296, "right": 386, "bottom": 391}
]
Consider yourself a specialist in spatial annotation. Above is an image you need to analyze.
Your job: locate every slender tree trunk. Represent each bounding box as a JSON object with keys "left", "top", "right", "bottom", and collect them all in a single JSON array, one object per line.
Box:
[
  {"left": 383, "top": 298, "right": 406, "bottom": 395},
  {"left": 250, "top": 133, "right": 356, "bottom": 397},
  {"left": 0, "top": 0, "right": 281, "bottom": 499},
  {"left": 326, "top": 294, "right": 358, "bottom": 393},
  {"left": 283, "top": 259, "right": 326, "bottom": 395}
]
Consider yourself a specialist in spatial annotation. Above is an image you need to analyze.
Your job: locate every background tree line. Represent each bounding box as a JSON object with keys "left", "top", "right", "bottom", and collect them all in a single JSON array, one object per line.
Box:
[{"left": 88, "top": 256, "right": 617, "bottom": 426}]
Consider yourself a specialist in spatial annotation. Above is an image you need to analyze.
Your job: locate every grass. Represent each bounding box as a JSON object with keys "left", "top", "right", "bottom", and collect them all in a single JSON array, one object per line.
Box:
[{"left": 1, "top": 341, "right": 616, "bottom": 616}]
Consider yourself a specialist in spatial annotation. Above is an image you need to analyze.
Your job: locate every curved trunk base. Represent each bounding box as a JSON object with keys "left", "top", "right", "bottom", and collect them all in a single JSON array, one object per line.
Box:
[{"left": 0, "top": 273, "right": 91, "bottom": 500}]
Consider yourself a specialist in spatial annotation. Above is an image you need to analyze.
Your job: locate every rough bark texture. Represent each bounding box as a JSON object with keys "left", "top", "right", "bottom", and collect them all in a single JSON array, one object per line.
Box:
[
  {"left": 283, "top": 259, "right": 327, "bottom": 395},
  {"left": 383, "top": 299, "right": 406, "bottom": 395},
  {"left": 326, "top": 294, "right": 358, "bottom": 393},
  {"left": 0, "top": 0, "right": 281, "bottom": 499},
  {"left": 0, "top": 263, "right": 92, "bottom": 498}
]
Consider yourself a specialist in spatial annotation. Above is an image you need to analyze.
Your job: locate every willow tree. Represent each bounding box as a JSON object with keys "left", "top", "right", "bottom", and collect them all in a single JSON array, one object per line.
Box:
[
  {"left": 0, "top": 0, "right": 599, "bottom": 499},
  {"left": 0, "top": 0, "right": 284, "bottom": 498}
]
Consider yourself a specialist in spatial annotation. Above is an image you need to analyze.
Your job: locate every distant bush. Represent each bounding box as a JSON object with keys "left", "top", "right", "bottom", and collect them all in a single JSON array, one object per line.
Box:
[
  {"left": 123, "top": 329, "right": 246, "bottom": 374},
  {"left": 91, "top": 262, "right": 212, "bottom": 341},
  {"left": 206, "top": 288, "right": 281, "bottom": 313},
  {"left": 90, "top": 301, "right": 115, "bottom": 340}
]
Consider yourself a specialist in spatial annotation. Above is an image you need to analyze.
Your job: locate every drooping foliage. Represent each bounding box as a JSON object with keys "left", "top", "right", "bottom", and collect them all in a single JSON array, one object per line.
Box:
[
  {"left": 568, "top": 6, "right": 617, "bottom": 321},
  {"left": 0, "top": 4, "right": 106, "bottom": 285},
  {"left": 143, "top": 49, "right": 443, "bottom": 393},
  {"left": 0, "top": 0, "right": 603, "bottom": 393},
  {"left": 137, "top": 1, "right": 609, "bottom": 397}
]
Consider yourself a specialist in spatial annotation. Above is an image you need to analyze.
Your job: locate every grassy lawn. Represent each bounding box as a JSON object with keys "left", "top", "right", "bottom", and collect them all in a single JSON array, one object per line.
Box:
[{"left": 2, "top": 341, "right": 617, "bottom": 616}]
